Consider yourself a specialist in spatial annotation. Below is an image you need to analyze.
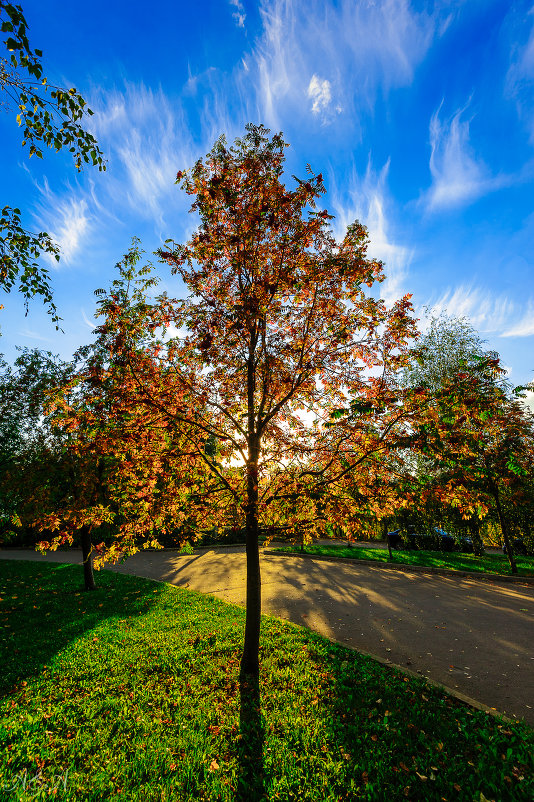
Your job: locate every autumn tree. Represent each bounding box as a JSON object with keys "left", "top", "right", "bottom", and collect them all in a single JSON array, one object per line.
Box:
[
  {"left": 74, "top": 125, "right": 417, "bottom": 679},
  {"left": 25, "top": 243, "right": 216, "bottom": 590},
  {"left": 0, "top": 1, "right": 105, "bottom": 322},
  {"left": 0, "top": 347, "right": 114, "bottom": 590},
  {"left": 313, "top": 391, "right": 422, "bottom": 550},
  {"left": 411, "top": 354, "right": 534, "bottom": 572},
  {"left": 402, "top": 314, "right": 506, "bottom": 554}
]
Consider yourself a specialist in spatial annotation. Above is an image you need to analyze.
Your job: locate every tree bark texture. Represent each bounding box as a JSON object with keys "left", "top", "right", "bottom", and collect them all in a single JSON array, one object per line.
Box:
[
  {"left": 80, "top": 525, "right": 96, "bottom": 591},
  {"left": 492, "top": 486, "right": 517, "bottom": 574},
  {"left": 384, "top": 519, "right": 393, "bottom": 561},
  {"left": 469, "top": 517, "right": 485, "bottom": 556},
  {"left": 241, "top": 437, "right": 261, "bottom": 678}
]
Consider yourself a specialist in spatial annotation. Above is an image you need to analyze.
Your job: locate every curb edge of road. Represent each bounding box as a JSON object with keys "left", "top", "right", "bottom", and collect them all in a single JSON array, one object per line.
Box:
[
  {"left": 264, "top": 549, "right": 534, "bottom": 584},
  {"left": 331, "top": 641, "right": 520, "bottom": 725}
]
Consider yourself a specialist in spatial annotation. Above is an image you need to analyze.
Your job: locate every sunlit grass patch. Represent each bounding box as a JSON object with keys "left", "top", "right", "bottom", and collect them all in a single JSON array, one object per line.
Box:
[
  {"left": 1, "top": 560, "right": 532, "bottom": 801},
  {"left": 271, "top": 543, "right": 534, "bottom": 576}
]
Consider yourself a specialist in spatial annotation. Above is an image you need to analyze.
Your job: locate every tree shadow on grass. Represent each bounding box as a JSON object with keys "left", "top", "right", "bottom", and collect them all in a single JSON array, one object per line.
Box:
[
  {"left": 314, "top": 636, "right": 534, "bottom": 802},
  {"left": 236, "top": 671, "right": 265, "bottom": 801},
  {"left": 0, "top": 559, "right": 160, "bottom": 695}
]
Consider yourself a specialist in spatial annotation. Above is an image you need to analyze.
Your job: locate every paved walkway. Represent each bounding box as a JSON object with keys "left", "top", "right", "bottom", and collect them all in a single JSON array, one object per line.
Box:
[{"left": 2, "top": 546, "right": 533, "bottom": 725}]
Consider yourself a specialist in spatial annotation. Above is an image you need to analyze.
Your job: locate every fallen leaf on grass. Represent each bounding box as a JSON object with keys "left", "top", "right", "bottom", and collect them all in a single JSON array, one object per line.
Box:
[{"left": 209, "top": 759, "right": 219, "bottom": 772}]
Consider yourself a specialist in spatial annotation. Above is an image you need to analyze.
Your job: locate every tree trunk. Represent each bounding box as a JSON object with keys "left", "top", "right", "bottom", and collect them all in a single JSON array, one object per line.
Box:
[
  {"left": 384, "top": 519, "right": 393, "bottom": 561},
  {"left": 492, "top": 485, "right": 517, "bottom": 574},
  {"left": 470, "top": 517, "right": 484, "bottom": 556},
  {"left": 80, "top": 525, "right": 96, "bottom": 591},
  {"left": 240, "top": 439, "right": 261, "bottom": 679}
]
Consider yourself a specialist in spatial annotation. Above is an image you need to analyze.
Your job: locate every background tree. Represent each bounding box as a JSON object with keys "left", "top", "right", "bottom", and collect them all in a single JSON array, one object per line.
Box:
[
  {"left": 0, "top": 347, "right": 74, "bottom": 546},
  {"left": 25, "top": 244, "right": 215, "bottom": 589},
  {"left": 401, "top": 314, "right": 507, "bottom": 555},
  {"left": 410, "top": 354, "right": 534, "bottom": 572},
  {"left": 402, "top": 311, "right": 490, "bottom": 393},
  {"left": 0, "top": 1, "right": 105, "bottom": 323}
]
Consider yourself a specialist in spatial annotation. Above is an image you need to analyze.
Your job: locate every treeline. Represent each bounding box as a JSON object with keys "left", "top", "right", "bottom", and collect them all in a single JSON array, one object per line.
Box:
[{"left": 2, "top": 310, "right": 533, "bottom": 566}]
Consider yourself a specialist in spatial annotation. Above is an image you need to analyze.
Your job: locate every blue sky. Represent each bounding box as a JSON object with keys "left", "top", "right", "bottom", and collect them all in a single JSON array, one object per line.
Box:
[{"left": 1, "top": 0, "right": 534, "bottom": 391}]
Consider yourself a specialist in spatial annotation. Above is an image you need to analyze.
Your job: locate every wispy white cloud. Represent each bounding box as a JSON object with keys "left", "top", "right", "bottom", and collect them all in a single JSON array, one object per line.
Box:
[
  {"left": 332, "top": 159, "right": 412, "bottom": 306},
  {"left": 90, "top": 84, "right": 198, "bottom": 226},
  {"left": 229, "top": 0, "right": 246, "bottom": 28},
  {"left": 307, "top": 75, "right": 332, "bottom": 116},
  {"left": 423, "top": 97, "right": 525, "bottom": 211},
  {"left": 422, "top": 284, "right": 517, "bottom": 333},
  {"left": 81, "top": 308, "right": 97, "bottom": 331},
  {"left": 506, "top": 8, "right": 534, "bottom": 142},
  {"left": 18, "top": 328, "right": 53, "bottom": 342},
  {"left": 253, "top": 0, "right": 444, "bottom": 129},
  {"left": 51, "top": 199, "right": 90, "bottom": 264},
  {"left": 424, "top": 102, "right": 507, "bottom": 211},
  {"left": 501, "top": 300, "right": 534, "bottom": 337},
  {"left": 33, "top": 179, "right": 91, "bottom": 265},
  {"left": 89, "top": 80, "right": 254, "bottom": 235}
]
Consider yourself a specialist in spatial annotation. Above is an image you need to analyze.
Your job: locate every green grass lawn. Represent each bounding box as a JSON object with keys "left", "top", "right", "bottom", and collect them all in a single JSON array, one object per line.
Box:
[
  {"left": 1, "top": 561, "right": 532, "bottom": 801},
  {"left": 270, "top": 543, "right": 534, "bottom": 576}
]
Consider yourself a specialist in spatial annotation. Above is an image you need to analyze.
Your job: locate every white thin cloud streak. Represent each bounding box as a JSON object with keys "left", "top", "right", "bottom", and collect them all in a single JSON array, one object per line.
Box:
[
  {"left": 81, "top": 308, "right": 97, "bottom": 331},
  {"left": 229, "top": 0, "right": 246, "bottom": 28},
  {"left": 426, "top": 103, "right": 495, "bottom": 210},
  {"left": 423, "top": 284, "right": 517, "bottom": 334},
  {"left": 33, "top": 180, "right": 91, "bottom": 265},
  {"left": 88, "top": 81, "right": 253, "bottom": 234},
  {"left": 18, "top": 328, "right": 53, "bottom": 342},
  {"left": 51, "top": 199, "right": 90, "bottom": 264},
  {"left": 332, "top": 160, "right": 412, "bottom": 306},
  {"left": 424, "top": 99, "right": 522, "bottom": 211},
  {"left": 506, "top": 8, "right": 534, "bottom": 142},
  {"left": 253, "top": 0, "right": 444, "bottom": 128},
  {"left": 90, "top": 84, "right": 198, "bottom": 227},
  {"left": 501, "top": 300, "right": 534, "bottom": 337}
]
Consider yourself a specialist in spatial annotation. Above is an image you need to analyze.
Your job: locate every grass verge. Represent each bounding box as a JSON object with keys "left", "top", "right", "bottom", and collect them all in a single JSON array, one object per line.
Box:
[
  {"left": 1, "top": 560, "right": 532, "bottom": 801},
  {"left": 270, "top": 543, "right": 534, "bottom": 576}
]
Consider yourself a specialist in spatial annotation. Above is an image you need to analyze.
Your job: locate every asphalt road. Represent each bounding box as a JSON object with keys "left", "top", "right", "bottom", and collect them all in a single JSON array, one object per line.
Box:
[{"left": 2, "top": 546, "right": 533, "bottom": 726}]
